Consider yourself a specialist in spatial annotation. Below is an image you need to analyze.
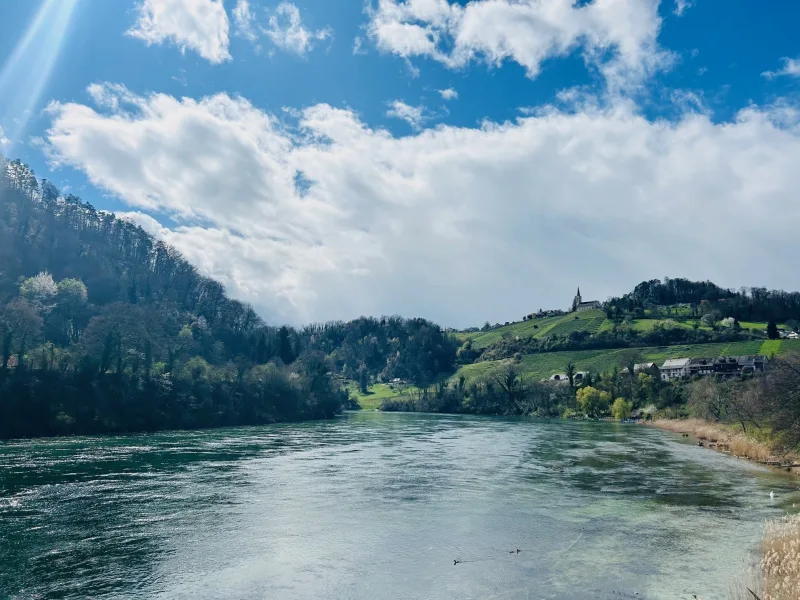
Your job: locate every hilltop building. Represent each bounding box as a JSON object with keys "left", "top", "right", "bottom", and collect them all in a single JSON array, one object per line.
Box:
[{"left": 572, "top": 287, "right": 601, "bottom": 312}]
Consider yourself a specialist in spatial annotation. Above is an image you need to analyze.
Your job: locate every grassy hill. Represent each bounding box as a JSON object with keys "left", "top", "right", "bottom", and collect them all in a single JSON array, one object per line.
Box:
[
  {"left": 457, "top": 310, "right": 786, "bottom": 350},
  {"left": 452, "top": 339, "right": 800, "bottom": 384},
  {"left": 458, "top": 310, "right": 606, "bottom": 349}
]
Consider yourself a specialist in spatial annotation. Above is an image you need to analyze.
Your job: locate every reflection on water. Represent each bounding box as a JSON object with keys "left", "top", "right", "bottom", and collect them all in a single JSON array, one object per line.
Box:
[{"left": 1, "top": 413, "right": 798, "bottom": 599}]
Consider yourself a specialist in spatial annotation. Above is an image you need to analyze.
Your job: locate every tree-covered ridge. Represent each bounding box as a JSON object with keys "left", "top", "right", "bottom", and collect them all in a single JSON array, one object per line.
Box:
[
  {"left": 0, "top": 156, "right": 457, "bottom": 438},
  {"left": 303, "top": 316, "right": 457, "bottom": 387},
  {"left": 608, "top": 277, "right": 800, "bottom": 324}
]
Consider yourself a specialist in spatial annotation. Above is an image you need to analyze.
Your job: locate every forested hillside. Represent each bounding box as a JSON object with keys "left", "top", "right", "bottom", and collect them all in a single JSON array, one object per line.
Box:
[{"left": 0, "top": 157, "right": 456, "bottom": 438}]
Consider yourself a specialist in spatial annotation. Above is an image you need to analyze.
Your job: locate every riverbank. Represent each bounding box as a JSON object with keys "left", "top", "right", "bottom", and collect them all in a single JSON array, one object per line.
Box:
[
  {"left": 649, "top": 418, "right": 800, "bottom": 476},
  {"left": 650, "top": 419, "right": 800, "bottom": 600}
]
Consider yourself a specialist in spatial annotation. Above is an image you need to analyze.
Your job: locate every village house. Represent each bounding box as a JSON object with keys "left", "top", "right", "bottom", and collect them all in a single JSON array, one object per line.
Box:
[
  {"left": 622, "top": 362, "right": 658, "bottom": 375},
  {"left": 660, "top": 358, "right": 691, "bottom": 380},
  {"left": 713, "top": 356, "right": 741, "bottom": 376},
  {"left": 572, "top": 287, "right": 601, "bottom": 313},
  {"left": 688, "top": 358, "right": 714, "bottom": 377}
]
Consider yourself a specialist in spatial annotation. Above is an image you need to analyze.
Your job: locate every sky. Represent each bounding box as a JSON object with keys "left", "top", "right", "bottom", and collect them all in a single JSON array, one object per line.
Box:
[{"left": 0, "top": 0, "right": 798, "bottom": 328}]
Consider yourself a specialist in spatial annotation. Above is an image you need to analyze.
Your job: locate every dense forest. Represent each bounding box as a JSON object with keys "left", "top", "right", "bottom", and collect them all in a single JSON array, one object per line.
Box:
[{"left": 0, "top": 157, "right": 456, "bottom": 439}]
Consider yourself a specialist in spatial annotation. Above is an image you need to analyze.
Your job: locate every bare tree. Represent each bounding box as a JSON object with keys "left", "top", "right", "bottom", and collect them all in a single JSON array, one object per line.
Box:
[
  {"left": 758, "top": 354, "right": 800, "bottom": 449},
  {"left": 687, "top": 377, "right": 729, "bottom": 421},
  {"left": 727, "top": 380, "right": 763, "bottom": 433}
]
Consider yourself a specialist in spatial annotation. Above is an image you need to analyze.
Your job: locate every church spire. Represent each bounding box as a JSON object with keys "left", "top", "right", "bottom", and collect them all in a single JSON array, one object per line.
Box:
[{"left": 572, "top": 287, "right": 582, "bottom": 312}]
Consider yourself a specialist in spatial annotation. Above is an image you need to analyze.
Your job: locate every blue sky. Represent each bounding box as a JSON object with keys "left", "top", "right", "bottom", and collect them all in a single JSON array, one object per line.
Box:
[{"left": 1, "top": 0, "right": 799, "bottom": 326}]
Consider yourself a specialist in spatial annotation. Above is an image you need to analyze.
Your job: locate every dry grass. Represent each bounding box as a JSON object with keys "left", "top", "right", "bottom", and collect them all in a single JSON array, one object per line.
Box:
[
  {"left": 760, "top": 514, "right": 800, "bottom": 600},
  {"left": 729, "top": 568, "right": 764, "bottom": 600},
  {"left": 729, "top": 516, "right": 800, "bottom": 600},
  {"left": 649, "top": 419, "right": 797, "bottom": 466},
  {"left": 729, "top": 436, "right": 774, "bottom": 463}
]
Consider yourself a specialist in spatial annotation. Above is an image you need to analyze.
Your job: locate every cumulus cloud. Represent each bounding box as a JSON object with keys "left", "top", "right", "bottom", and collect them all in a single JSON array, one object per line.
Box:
[
  {"left": 674, "top": 0, "right": 694, "bottom": 16},
  {"left": 386, "top": 100, "right": 427, "bottom": 129},
  {"left": 127, "top": 0, "right": 230, "bottom": 64},
  {"left": 438, "top": 88, "right": 458, "bottom": 101},
  {"left": 44, "top": 84, "right": 800, "bottom": 327},
  {"left": 762, "top": 57, "right": 800, "bottom": 79},
  {"left": 0, "top": 126, "right": 9, "bottom": 149},
  {"left": 365, "top": 0, "right": 672, "bottom": 88},
  {"left": 266, "top": 2, "right": 332, "bottom": 56},
  {"left": 116, "top": 211, "right": 171, "bottom": 237}
]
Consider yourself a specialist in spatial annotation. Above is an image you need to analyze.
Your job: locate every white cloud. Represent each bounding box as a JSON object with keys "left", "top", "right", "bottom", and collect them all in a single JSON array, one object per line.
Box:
[
  {"left": 0, "top": 126, "right": 9, "bottom": 149},
  {"left": 762, "top": 57, "right": 800, "bottom": 80},
  {"left": 353, "top": 36, "right": 366, "bottom": 55},
  {"left": 365, "top": 0, "right": 672, "bottom": 89},
  {"left": 44, "top": 84, "right": 800, "bottom": 327},
  {"left": 438, "top": 88, "right": 458, "bottom": 101},
  {"left": 266, "top": 2, "right": 332, "bottom": 56},
  {"left": 232, "top": 0, "right": 257, "bottom": 41},
  {"left": 117, "top": 211, "right": 171, "bottom": 237},
  {"left": 674, "top": 0, "right": 694, "bottom": 16},
  {"left": 127, "top": 0, "right": 230, "bottom": 64},
  {"left": 386, "top": 100, "right": 427, "bottom": 129}
]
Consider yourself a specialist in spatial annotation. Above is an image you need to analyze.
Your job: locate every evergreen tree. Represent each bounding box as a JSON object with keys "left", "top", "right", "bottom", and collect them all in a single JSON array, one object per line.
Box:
[{"left": 767, "top": 320, "right": 780, "bottom": 340}]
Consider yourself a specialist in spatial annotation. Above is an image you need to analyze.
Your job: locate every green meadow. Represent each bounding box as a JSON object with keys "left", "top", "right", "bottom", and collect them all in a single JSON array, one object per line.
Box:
[{"left": 452, "top": 339, "right": 800, "bottom": 384}]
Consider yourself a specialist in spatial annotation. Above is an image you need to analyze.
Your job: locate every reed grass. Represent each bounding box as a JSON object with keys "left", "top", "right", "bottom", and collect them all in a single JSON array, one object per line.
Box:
[
  {"left": 729, "top": 516, "right": 800, "bottom": 599},
  {"left": 760, "top": 514, "right": 800, "bottom": 600},
  {"left": 649, "top": 419, "right": 798, "bottom": 467}
]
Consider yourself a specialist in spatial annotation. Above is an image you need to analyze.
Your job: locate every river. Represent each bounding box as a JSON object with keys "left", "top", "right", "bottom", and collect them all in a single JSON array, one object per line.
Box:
[{"left": 1, "top": 412, "right": 798, "bottom": 600}]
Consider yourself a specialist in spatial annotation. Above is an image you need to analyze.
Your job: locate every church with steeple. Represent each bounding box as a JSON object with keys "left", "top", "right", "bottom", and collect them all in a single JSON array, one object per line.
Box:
[{"left": 571, "top": 287, "right": 601, "bottom": 312}]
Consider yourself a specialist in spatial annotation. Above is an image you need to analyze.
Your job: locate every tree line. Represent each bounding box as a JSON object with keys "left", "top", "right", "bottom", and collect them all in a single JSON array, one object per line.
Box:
[
  {"left": 607, "top": 277, "right": 800, "bottom": 324},
  {"left": 381, "top": 356, "right": 678, "bottom": 420}
]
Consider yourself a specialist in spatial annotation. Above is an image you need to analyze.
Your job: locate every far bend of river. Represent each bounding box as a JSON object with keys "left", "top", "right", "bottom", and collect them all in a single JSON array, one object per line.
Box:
[{"left": 2, "top": 413, "right": 800, "bottom": 600}]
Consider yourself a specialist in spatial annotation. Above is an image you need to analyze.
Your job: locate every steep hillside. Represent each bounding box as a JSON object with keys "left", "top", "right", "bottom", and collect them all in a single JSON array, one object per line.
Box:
[
  {"left": 0, "top": 158, "right": 455, "bottom": 438},
  {"left": 459, "top": 310, "right": 606, "bottom": 349}
]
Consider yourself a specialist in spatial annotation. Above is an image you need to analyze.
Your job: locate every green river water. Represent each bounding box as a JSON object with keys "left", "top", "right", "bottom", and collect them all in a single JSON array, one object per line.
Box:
[{"left": 1, "top": 412, "right": 799, "bottom": 599}]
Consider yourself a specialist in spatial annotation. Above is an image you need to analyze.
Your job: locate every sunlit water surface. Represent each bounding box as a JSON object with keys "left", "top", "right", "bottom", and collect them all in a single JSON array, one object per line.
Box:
[{"left": 2, "top": 412, "right": 799, "bottom": 599}]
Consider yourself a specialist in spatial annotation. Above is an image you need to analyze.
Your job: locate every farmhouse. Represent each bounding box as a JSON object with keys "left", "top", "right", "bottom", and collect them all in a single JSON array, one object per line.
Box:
[
  {"left": 572, "top": 287, "right": 601, "bottom": 312},
  {"left": 688, "top": 358, "right": 714, "bottom": 377},
  {"left": 623, "top": 362, "right": 658, "bottom": 375},
  {"left": 660, "top": 358, "right": 691, "bottom": 380}
]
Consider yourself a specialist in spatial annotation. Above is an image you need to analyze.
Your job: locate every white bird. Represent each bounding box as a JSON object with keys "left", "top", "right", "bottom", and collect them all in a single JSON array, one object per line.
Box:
[{"left": 770, "top": 491, "right": 775, "bottom": 500}]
